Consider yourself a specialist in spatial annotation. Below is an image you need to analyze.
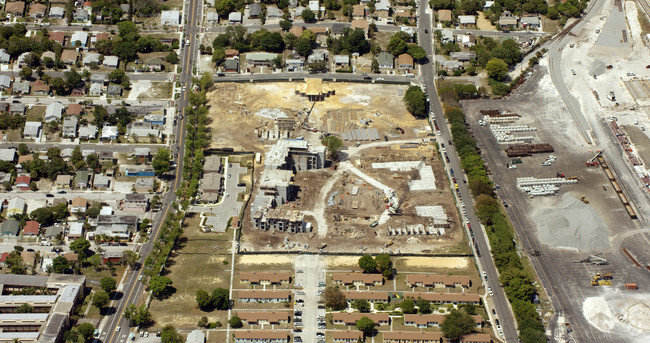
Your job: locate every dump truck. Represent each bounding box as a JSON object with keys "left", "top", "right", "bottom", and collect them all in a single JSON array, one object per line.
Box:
[
  {"left": 580, "top": 196, "right": 589, "bottom": 204},
  {"left": 625, "top": 283, "right": 637, "bottom": 290}
]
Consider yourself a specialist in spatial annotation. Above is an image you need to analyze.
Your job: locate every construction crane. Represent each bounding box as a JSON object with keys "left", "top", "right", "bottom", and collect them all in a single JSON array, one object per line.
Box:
[{"left": 586, "top": 151, "right": 602, "bottom": 167}]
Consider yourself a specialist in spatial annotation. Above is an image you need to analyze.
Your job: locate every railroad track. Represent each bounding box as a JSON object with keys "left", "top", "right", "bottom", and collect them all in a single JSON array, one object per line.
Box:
[{"left": 637, "top": 0, "right": 650, "bottom": 18}]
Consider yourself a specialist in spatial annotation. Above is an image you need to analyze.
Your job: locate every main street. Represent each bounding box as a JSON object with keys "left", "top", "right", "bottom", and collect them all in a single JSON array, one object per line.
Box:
[
  {"left": 417, "top": 3, "right": 519, "bottom": 343},
  {"left": 100, "top": 0, "right": 201, "bottom": 341}
]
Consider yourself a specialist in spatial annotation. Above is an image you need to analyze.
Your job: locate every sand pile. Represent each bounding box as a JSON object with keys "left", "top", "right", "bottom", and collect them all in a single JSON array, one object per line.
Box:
[
  {"left": 532, "top": 193, "right": 610, "bottom": 252},
  {"left": 583, "top": 288, "right": 650, "bottom": 340}
]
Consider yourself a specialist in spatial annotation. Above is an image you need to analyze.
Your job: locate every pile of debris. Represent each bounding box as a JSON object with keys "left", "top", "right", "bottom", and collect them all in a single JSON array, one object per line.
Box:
[{"left": 387, "top": 224, "right": 446, "bottom": 236}]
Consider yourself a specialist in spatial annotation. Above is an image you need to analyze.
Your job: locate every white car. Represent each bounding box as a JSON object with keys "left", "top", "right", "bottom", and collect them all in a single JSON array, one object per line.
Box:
[
  {"left": 488, "top": 287, "right": 493, "bottom": 296},
  {"left": 116, "top": 326, "right": 121, "bottom": 332}
]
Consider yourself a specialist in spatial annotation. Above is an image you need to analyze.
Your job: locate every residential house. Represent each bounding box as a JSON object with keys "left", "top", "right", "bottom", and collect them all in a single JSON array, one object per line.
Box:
[
  {"left": 406, "top": 275, "right": 471, "bottom": 288},
  {"left": 70, "top": 32, "right": 88, "bottom": 47},
  {"left": 5, "top": 2, "right": 26, "bottom": 17},
  {"left": 95, "top": 32, "right": 110, "bottom": 42},
  {"left": 377, "top": 52, "right": 394, "bottom": 69},
  {"left": 66, "top": 104, "right": 83, "bottom": 116},
  {"left": 308, "top": 50, "right": 327, "bottom": 64},
  {"left": 49, "top": 6, "right": 65, "bottom": 19},
  {"left": 499, "top": 11, "right": 518, "bottom": 27},
  {"left": 60, "top": 50, "right": 78, "bottom": 65},
  {"left": 98, "top": 151, "right": 115, "bottom": 163},
  {"left": 13, "top": 81, "right": 30, "bottom": 95},
  {"left": 23, "top": 122, "right": 41, "bottom": 140},
  {"left": 352, "top": 4, "right": 365, "bottom": 18},
  {"left": 238, "top": 290, "right": 291, "bottom": 303},
  {"left": 0, "top": 103, "right": 8, "bottom": 112},
  {"left": 126, "top": 121, "right": 161, "bottom": 139},
  {"left": 89, "top": 83, "right": 102, "bottom": 96},
  {"left": 103, "top": 56, "right": 119, "bottom": 69},
  {"left": 0, "top": 148, "right": 16, "bottom": 163},
  {"left": 332, "top": 331, "right": 364, "bottom": 343},
  {"left": 224, "top": 58, "right": 239, "bottom": 73},
  {"left": 22, "top": 220, "right": 40, "bottom": 236},
  {"left": 42, "top": 51, "right": 57, "bottom": 62},
  {"left": 133, "top": 148, "right": 151, "bottom": 163},
  {"left": 440, "top": 29, "right": 454, "bottom": 43},
  {"left": 334, "top": 55, "right": 350, "bottom": 68},
  {"left": 78, "top": 125, "right": 98, "bottom": 140},
  {"left": 308, "top": 0, "right": 319, "bottom": 12},
  {"left": 107, "top": 84, "right": 122, "bottom": 97},
  {"left": 161, "top": 10, "right": 181, "bottom": 25},
  {"left": 246, "top": 52, "right": 279, "bottom": 67},
  {"left": 74, "top": 170, "right": 90, "bottom": 189},
  {"left": 236, "top": 312, "right": 291, "bottom": 326},
  {"left": 460, "top": 34, "right": 476, "bottom": 48},
  {"left": 49, "top": 31, "right": 66, "bottom": 45},
  {"left": 0, "top": 219, "right": 20, "bottom": 237},
  {"left": 405, "top": 292, "right": 481, "bottom": 305},
  {"left": 286, "top": 58, "right": 304, "bottom": 71},
  {"left": 520, "top": 15, "right": 541, "bottom": 29},
  {"left": 7, "top": 197, "right": 26, "bottom": 215},
  {"left": 240, "top": 272, "right": 291, "bottom": 285},
  {"left": 15, "top": 175, "right": 30, "bottom": 190},
  {"left": 10, "top": 103, "right": 26, "bottom": 115},
  {"left": 134, "top": 178, "right": 154, "bottom": 193},
  {"left": 438, "top": 9, "right": 452, "bottom": 23},
  {"left": 74, "top": 9, "right": 89, "bottom": 21},
  {"left": 331, "top": 23, "right": 346, "bottom": 38},
  {"left": 383, "top": 331, "right": 443, "bottom": 343},
  {"left": 44, "top": 225, "right": 63, "bottom": 240},
  {"left": 55, "top": 175, "right": 72, "bottom": 189},
  {"left": 458, "top": 15, "right": 476, "bottom": 27},
  {"left": 0, "top": 75, "right": 11, "bottom": 90},
  {"left": 484, "top": 1, "right": 494, "bottom": 10},
  {"left": 122, "top": 194, "right": 149, "bottom": 213},
  {"left": 398, "top": 53, "right": 414, "bottom": 70},
  {"left": 233, "top": 331, "right": 288, "bottom": 343},
  {"left": 342, "top": 291, "right": 389, "bottom": 303},
  {"left": 90, "top": 73, "right": 108, "bottom": 85},
  {"left": 440, "top": 60, "right": 464, "bottom": 72},
  {"left": 93, "top": 174, "right": 111, "bottom": 189},
  {"left": 70, "top": 197, "right": 88, "bottom": 213},
  {"left": 0, "top": 49, "right": 10, "bottom": 64},
  {"left": 450, "top": 51, "right": 476, "bottom": 61},
  {"left": 266, "top": 6, "right": 283, "bottom": 19},
  {"left": 100, "top": 125, "right": 119, "bottom": 140},
  {"left": 249, "top": 3, "right": 261, "bottom": 18},
  {"left": 228, "top": 12, "right": 242, "bottom": 24},
  {"left": 332, "top": 313, "right": 390, "bottom": 326},
  {"left": 45, "top": 102, "right": 65, "bottom": 122},
  {"left": 203, "top": 156, "right": 222, "bottom": 173},
  {"left": 332, "top": 273, "right": 383, "bottom": 287},
  {"left": 375, "top": 0, "right": 390, "bottom": 17},
  {"left": 225, "top": 49, "right": 239, "bottom": 59},
  {"left": 351, "top": 19, "right": 369, "bottom": 37},
  {"left": 146, "top": 58, "right": 163, "bottom": 71},
  {"left": 82, "top": 52, "right": 100, "bottom": 66},
  {"left": 62, "top": 117, "right": 78, "bottom": 138},
  {"left": 144, "top": 114, "right": 165, "bottom": 126},
  {"left": 29, "top": 3, "right": 47, "bottom": 18},
  {"left": 404, "top": 313, "right": 483, "bottom": 328},
  {"left": 17, "top": 52, "right": 30, "bottom": 68},
  {"left": 31, "top": 80, "right": 49, "bottom": 95},
  {"left": 206, "top": 11, "right": 219, "bottom": 25}
]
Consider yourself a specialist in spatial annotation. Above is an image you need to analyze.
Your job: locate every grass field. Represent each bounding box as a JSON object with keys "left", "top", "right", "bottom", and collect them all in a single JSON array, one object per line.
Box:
[
  {"left": 26, "top": 106, "right": 45, "bottom": 121},
  {"left": 149, "top": 213, "right": 232, "bottom": 329}
]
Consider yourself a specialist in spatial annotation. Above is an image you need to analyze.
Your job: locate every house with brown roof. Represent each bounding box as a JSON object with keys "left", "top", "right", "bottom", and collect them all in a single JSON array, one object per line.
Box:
[
  {"left": 95, "top": 32, "right": 110, "bottom": 41},
  {"left": 61, "top": 50, "right": 79, "bottom": 65},
  {"left": 55, "top": 174, "right": 72, "bottom": 189},
  {"left": 234, "top": 331, "right": 288, "bottom": 343},
  {"left": 383, "top": 331, "right": 443, "bottom": 343},
  {"left": 309, "top": 27, "right": 328, "bottom": 35},
  {"left": 22, "top": 220, "right": 40, "bottom": 236},
  {"left": 6, "top": 2, "right": 26, "bottom": 17},
  {"left": 29, "top": 3, "right": 47, "bottom": 18},
  {"left": 49, "top": 32, "right": 66, "bottom": 45},
  {"left": 352, "top": 4, "right": 365, "bottom": 18},
  {"left": 406, "top": 275, "right": 471, "bottom": 288},
  {"left": 460, "top": 333, "right": 492, "bottom": 343},
  {"left": 332, "top": 313, "right": 390, "bottom": 326},
  {"left": 224, "top": 49, "right": 239, "bottom": 59},
  {"left": 15, "top": 175, "right": 31, "bottom": 190},
  {"left": 342, "top": 291, "right": 389, "bottom": 303},
  {"left": 333, "top": 273, "right": 383, "bottom": 287},
  {"left": 405, "top": 292, "right": 481, "bottom": 305},
  {"left": 351, "top": 19, "right": 369, "bottom": 38},
  {"left": 404, "top": 313, "right": 483, "bottom": 328},
  {"left": 289, "top": 26, "right": 304, "bottom": 37},
  {"left": 240, "top": 272, "right": 291, "bottom": 285},
  {"left": 438, "top": 9, "right": 452, "bottom": 22},
  {"left": 66, "top": 104, "right": 83, "bottom": 116},
  {"left": 70, "top": 197, "right": 88, "bottom": 213},
  {"left": 236, "top": 311, "right": 291, "bottom": 325},
  {"left": 398, "top": 53, "right": 414, "bottom": 70},
  {"left": 64, "top": 252, "right": 79, "bottom": 263},
  {"left": 238, "top": 290, "right": 291, "bottom": 303},
  {"left": 31, "top": 80, "right": 49, "bottom": 95},
  {"left": 332, "top": 331, "right": 364, "bottom": 343}
]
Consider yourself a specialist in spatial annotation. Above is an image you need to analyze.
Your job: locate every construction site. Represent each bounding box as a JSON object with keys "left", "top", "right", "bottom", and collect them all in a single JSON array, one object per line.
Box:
[{"left": 211, "top": 80, "right": 463, "bottom": 254}]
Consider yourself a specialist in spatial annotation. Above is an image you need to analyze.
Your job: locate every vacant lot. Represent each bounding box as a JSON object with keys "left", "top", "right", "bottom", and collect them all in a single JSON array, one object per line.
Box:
[{"left": 149, "top": 213, "right": 232, "bottom": 329}]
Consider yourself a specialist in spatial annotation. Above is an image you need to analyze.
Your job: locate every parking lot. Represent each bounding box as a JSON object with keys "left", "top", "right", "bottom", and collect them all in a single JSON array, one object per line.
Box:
[{"left": 294, "top": 255, "right": 326, "bottom": 343}]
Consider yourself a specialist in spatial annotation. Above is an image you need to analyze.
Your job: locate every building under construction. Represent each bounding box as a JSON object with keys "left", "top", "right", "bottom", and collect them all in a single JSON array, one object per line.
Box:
[
  {"left": 295, "top": 79, "right": 335, "bottom": 101},
  {"left": 252, "top": 208, "right": 310, "bottom": 233}
]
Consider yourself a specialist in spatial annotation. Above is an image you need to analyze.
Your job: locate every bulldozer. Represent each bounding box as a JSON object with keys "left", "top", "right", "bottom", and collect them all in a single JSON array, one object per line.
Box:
[
  {"left": 580, "top": 196, "right": 589, "bottom": 204},
  {"left": 591, "top": 272, "right": 613, "bottom": 286}
]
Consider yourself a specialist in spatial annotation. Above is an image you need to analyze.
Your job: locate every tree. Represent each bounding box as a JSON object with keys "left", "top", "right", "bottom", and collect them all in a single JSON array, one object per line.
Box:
[
  {"left": 17, "top": 144, "right": 29, "bottom": 156},
  {"left": 149, "top": 276, "right": 172, "bottom": 298},
  {"left": 211, "top": 287, "right": 230, "bottom": 310},
  {"left": 280, "top": 19, "right": 293, "bottom": 31},
  {"left": 152, "top": 148, "right": 171, "bottom": 176},
  {"left": 86, "top": 202, "right": 102, "bottom": 218},
  {"left": 77, "top": 323, "right": 95, "bottom": 342},
  {"left": 374, "top": 254, "right": 393, "bottom": 278},
  {"left": 100, "top": 276, "right": 117, "bottom": 293},
  {"left": 308, "top": 60, "right": 328, "bottom": 73},
  {"left": 417, "top": 299, "right": 431, "bottom": 314},
  {"left": 321, "top": 136, "right": 343, "bottom": 160},
  {"left": 302, "top": 9, "right": 316, "bottom": 22},
  {"left": 51, "top": 256, "right": 70, "bottom": 274},
  {"left": 124, "top": 304, "right": 152, "bottom": 327},
  {"left": 16, "top": 303, "right": 34, "bottom": 313},
  {"left": 371, "top": 57, "right": 379, "bottom": 73},
  {"left": 109, "top": 69, "right": 128, "bottom": 85},
  {"left": 486, "top": 58, "right": 508, "bottom": 81},
  {"left": 387, "top": 32, "right": 409, "bottom": 56},
  {"left": 88, "top": 254, "right": 102, "bottom": 271},
  {"left": 356, "top": 316, "right": 376, "bottom": 336},
  {"left": 441, "top": 309, "right": 476, "bottom": 340},
  {"left": 322, "top": 286, "right": 347, "bottom": 310},
  {"left": 198, "top": 316, "right": 209, "bottom": 327},
  {"left": 294, "top": 38, "right": 313, "bottom": 57},
  {"left": 403, "top": 86, "right": 427, "bottom": 118},
  {"left": 408, "top": 45, "right": 426, "bottom": 61},
  {"left": 228, "top": 315, "right": 243, "bottom": 328},
  {"left": 400, "top": 299, "right": 416, "bottom": 314},
  {"left": 93, "top": 290, "right": 110, "bottom": 309},
  {"left": 196, "top": 289, "right": 212, "bottom": 311},
  {"left": 166, "top": 51, "right": 179, "bottom": 64},
  {"left": 161, "top": 326, "right": 184, "bottom": 343},
  {"left": 358, "top": 255, "right": 377, "bottom": 273},
  {"left": 352, "top": 299, "right": 370, "bottom": 312},
  {"left": 70, "top": 237, "right": 91, "bottom": 257},
  {"left": 123, "top": 251, "right": 140, "bottom": 268},
  {"left": 19, "top": 66, "right": 32, "bottom": 79}
]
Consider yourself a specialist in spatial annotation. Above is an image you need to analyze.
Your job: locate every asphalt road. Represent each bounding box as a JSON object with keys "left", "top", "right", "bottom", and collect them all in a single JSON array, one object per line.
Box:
[
  {"left": 0, "top": 142, "right": 163, "bottom": 153},
  {"left": 100, "top": 0, "right": 201, "bottom": 340},
  {"left": 213, "top": 71, "right": 412, "bottom": 82},
  {"left": 418, "top": 3, "right": 518, "bottom": 343}
]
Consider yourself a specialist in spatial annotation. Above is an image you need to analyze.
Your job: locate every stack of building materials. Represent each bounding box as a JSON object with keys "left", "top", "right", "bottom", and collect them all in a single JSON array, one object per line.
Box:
[
  {"left": 505, "top": 144, "right": 555, "bottom": 157},
  {"left": 517, "top": 177, "right": 578, "bottom": 196},
  {"left": 388, "top": 224, "right": 446, "bottom": 236},
  {"left": 342, "top": 128, "right": 380, "bottom": 141}
]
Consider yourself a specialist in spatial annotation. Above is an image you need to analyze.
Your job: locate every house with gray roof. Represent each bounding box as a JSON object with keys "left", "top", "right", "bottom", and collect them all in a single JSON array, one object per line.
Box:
[
  {"left": 246, "top": 52, "right": 278, "bottom": 67},
  {"left": 206, "top": 11, "right": 219, "bottom": 25},
  {"left": 23, "top": 122, "right": 41, "bottom": 140},
  {"left": 0, "top": 49, "right": 10, "bottom": 64},
  {"left": 334, "top": 55, "right": 350, "bottom": 67},
  {"left": 90, "top": 73, "right": 107, "bottom": 85},
  {"left": 0, "top": 75, "right": 11, "bottom": 90},
  {"left": 9, "top": 103, "right": 25, "bottom": 115},
  {"left": 45, "top": 102, "right": 65, "bottom": 122},
  {"left": 70, "top": 31, "right": 88, "bottom": 47},
  {"left": 78, "top": 125, "right": 98, "bottom": 140},
  {"left": 249, "top": 3, "right": 261, "bottom": 18},
  {"left": 89, "top": 83, "right": 102, "bottom": 96},
  {"left": 62, "top": 117, "right": 78, "bottom": 138},
  {"left": 107, "top": 84, "right": 122, "bottom": 97},
  {"left": 103, "top": 56, "right": 119, "bottom": 69},
  {"left": 74, "top": 9, "right": 89, "bottom": 21},
  {"left": 1, "top": 219, "right": 19, "bottom": 236},
  {"left": 82, "top": 53, "right": 100, "bottom": 65},
  {"left": 377, "top": 52, "right": 394, "bottom": 69},
  {"left": 229, "top": 12, "right": 242, "bottom": 24},
  {"left": 13, "top": 81, "right": 30, "bottom": 94},
  {"left": 0, "top": 148, "right": 16, "bottom": 162},
  {"left": 49, "top": 6, "right": 65, "bottom": 19},
  {"left": 161, "top": 10, "right": 181, "bottom": 26}
]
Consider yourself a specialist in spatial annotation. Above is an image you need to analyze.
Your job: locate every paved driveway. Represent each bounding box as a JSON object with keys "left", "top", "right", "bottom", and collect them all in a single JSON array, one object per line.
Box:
[{"left": 294, "top": 255, "right": 325, "bottom": 343}]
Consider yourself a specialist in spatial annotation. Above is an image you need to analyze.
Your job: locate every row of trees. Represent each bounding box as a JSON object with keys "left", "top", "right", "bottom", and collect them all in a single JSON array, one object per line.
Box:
[
  {"left": 440, "top": 91, "right": 545, "bottom": 342},
  {"left": 358, "top": 254, "right": 394, "bottom": 278},
  {"left": 196, "top": 288, "right": 230, "bottom": 311}
]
